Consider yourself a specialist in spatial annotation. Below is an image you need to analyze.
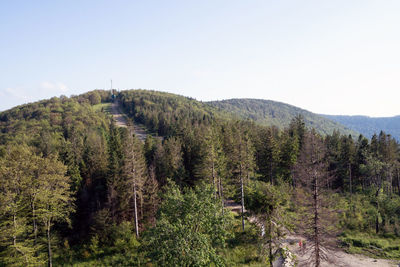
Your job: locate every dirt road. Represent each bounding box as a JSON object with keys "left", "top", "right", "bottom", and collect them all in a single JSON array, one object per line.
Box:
[
  {"left": 280, "top": 234, "right": 398, "bottom": 267},
  {"left": 111, "top": 101, "right": 128, "bottom": 128},
  {"left": 110, "top": 101, "right": 154, "bottom": 142},
  {"left": 226, "top": 200, "right": 398, "bottom": 266}
]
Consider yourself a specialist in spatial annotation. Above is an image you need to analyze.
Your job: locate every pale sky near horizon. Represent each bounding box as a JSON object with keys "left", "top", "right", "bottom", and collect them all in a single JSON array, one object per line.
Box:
[{"left": 1, "top": 1, "right": 400, "bottom": 117}]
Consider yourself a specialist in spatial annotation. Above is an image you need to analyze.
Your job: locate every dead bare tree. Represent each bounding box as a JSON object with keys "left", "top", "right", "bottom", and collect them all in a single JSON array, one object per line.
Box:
[{"left": 294, "top": 130, "right": 339, "bottom": 267}]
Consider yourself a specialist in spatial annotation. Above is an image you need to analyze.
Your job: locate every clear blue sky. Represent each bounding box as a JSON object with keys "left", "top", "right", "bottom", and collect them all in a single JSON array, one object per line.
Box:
[{"left": 1, "top": 1, "right": 400, "bottom": 116}]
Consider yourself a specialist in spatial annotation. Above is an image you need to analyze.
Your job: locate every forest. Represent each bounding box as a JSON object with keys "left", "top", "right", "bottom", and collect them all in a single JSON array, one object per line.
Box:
[
  {"left": 323, "top": 114, "right": 400, "bottom": 141},
  {"left": 208, "top": 98, "right": 357, "bottom": 136},
  {"left": 0, "top": 89, "right": 400, "bottom": 266}
]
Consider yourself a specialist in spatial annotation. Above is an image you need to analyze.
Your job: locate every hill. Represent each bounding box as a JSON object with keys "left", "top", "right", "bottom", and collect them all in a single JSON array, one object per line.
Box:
[
  {"left": 118, "top": 91, "right": 357, "bottom": 137},
  {"left": 0, "top": 90, "right": 357, "bottom": 139},
  {"left": 0, "top": 89, "right": 399, "bottom": 266},
  {"left": 118, "top": 89, "right": 221, "bottom": 137},
  {"left": 207, "top": 98, "right": 358, "bottom": 136},
  {"left": 322, "top": 115, "right": 400, "bottom": 140}
]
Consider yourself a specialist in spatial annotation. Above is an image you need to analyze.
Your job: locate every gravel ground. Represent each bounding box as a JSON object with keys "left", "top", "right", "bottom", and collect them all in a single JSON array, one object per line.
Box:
[{"left": 280, "top": 234, "right": 399, "bottom": 267}]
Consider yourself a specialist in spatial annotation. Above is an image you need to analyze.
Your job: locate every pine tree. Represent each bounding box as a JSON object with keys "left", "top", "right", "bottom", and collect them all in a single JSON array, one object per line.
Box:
[
  {"left": 339, "top": 135, "right": 355, "bottom": 194},
  {"left": 195, "top": 126, "right": 227, "bottom": 200},
  {"left": 231, "top": 123, "right": 256, "bottom": 231},
  {"left": 246, "top": 181, "right": 291, "bottom": 266},
  {"left": 154, "top": 137, "right": 184, "bottom": 186},
  {"left": 106, "top": 122, "right": 124, "bottom": 223},
  {"left": 142, "top": 164, "right": 159, "bottom": 227},
  {"left": 294, "top": 130, "right": 338, "bottom": 267},
  {"left": 278, "top": 130, "right": 299, "bottom": 185},
  {"left": 122, "top": 129, "right": 147, "bottom": 237}
]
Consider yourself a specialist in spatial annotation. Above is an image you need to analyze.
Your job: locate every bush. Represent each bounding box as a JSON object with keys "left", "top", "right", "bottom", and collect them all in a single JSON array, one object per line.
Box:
[
  {"left": 351, "top": 238, "right": 370, "bottom": 248},
  {"left": 370, "top": 239, "right": 389, "bottom": 249}
]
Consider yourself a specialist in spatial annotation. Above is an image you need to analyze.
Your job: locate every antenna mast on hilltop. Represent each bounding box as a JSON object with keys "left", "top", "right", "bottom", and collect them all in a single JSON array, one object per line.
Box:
[{"left": 110, "top": 79, "right": 116, "bottom": 100}]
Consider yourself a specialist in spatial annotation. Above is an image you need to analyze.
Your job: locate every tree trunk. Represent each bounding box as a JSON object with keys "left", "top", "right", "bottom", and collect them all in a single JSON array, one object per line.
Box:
[
  {"left": 349, "top": 163, "right": 352, "bottom": 196},
  {"left": 212, "top": 159, "right": 217, "bottom": 199},
  {"left": 268, "top": 218, "right": 273, "bottom": 267},
  {"left": 240, "top": 162, "right": 245, "bottom": 232},
  {"left": 218, "top": 175, "right": 224, "bottom": 215},
  {"left": 362, "top": 177, "right": 365, "bottom": 191},
  {"left": 32, "top": 200, "right": 38, "bottom": 246},
  {"left": 133, "top": 181, "right": 139, "bottom": 238},
  {"left": 314, "top": 173, "right": 320, "bottom": 267},
  {"left": 291, "top": 169, "right": 296, "bottom": 188},
  {"left": 270, "top": 161, "right": 273, "bottom": 185},
  {"left": 397, "top": 168, "right": 400, "bottom": 196},
  {"left": 140, "top": 193, "right": 144, "bottom": 220},
  {"left": 47, "top": 223, "right": 52, "bottom": 267},
  {"left": 375, "top": 185, "right": 381, "bottom": 234},
  {"left": 13, "top": 214, "right": 17, "bottom": 248},
  {"left": 13, "top": 214, "right": 28, "bottom": 263}
]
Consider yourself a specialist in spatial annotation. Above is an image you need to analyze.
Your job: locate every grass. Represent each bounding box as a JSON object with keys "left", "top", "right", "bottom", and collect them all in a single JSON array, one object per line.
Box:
[
  {"left": 340, "top": 231, "right": 400, "bottom": 260},
  {"left": 220, "top": 213, "right": 268, "bottom": 266},
  {"left": 93, "top": 103, "right": 111, "bottom": 113},
  {"left": 55, "top": 251, "right": 142, "bottom": 267}
]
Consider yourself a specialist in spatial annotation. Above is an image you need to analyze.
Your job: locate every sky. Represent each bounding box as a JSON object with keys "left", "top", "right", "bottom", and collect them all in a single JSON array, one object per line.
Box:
[{"left": 1, "top": 0, "right": 400, "bottom": 117}]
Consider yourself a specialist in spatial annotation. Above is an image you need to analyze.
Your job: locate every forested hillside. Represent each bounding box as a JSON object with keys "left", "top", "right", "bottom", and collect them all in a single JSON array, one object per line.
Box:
[
  {"left": 0, "top": 89, "right": 399, "bottom": 266},
  {"left": 118, "top": 90, "right": 221, "bottom": 137},
  {"left": 208, "top": 98, "right": 358, "bottom": 136},
  {"left": 324, "top": 114, "right": 400, "bottom": 141}
]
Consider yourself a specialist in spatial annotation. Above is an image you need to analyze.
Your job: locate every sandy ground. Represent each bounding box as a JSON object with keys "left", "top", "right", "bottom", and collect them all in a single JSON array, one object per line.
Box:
[
  {"left": 280, "top": 234, "right": 399, "bottom": 267},
  {"left": 225, "top": 200, "right": 399, "bottom": 267},
  {"left": 111, "top": 101, "right": 128, "bottom": 128},
  {"left": 111, "top": 101, "right": 152, "bottom": 142}
]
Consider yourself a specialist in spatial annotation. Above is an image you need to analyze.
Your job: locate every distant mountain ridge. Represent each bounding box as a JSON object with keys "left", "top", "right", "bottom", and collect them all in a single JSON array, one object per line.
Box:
[
  {"left": 207, "top": 98, "right": 358, "bottom": 136},
  {"left": 322, "top": 115, "right": 400, "bottom": 140}
]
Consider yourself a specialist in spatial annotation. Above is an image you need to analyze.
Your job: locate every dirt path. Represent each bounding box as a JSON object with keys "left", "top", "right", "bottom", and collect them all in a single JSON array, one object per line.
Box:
[
  {"left": 111, "top": 101, "right": 128, "bottom": 128},
  {"left": 110, "top": 101, "right": 157, "bottom": 142},
  {"left": 225, "top": 200, "right": 398, "bottom": 266},
  {"left": 279, "top": 234, "right": 398, "bottom": 267},
  {"left": 224, "top": 199, "right": 244, "bottom": 214},
  {"left": 132, "top": 124, "right": 150, "bottom": 142}
]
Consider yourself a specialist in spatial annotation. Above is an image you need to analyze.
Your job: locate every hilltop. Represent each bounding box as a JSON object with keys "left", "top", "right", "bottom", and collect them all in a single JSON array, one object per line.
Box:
[
  {"left": 207, "top": 98, "right": 358, "bottom": 136},
  {"left": 114, "top": 90, "right": 358, "bottom": 137},
  {"left": 0, "top": 90, "right": 358, "bottom": 137}
]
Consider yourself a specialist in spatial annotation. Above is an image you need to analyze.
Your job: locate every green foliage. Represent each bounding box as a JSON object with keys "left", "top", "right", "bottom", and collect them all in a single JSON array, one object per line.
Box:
[
  {"left": 245, "top": 181, "right": 292, "bottom": 265},
  {"left": 222, "top": 219, "right": 265, "bottom": 266},
  {"left": 92, "top": 102, "right": 112, "bottom": 113},
  {"left": 143, "top": 181, "right": 232, "bottom": 266},
  {"left": 88, "top": 91, "right": 101, "bottom": 105},
  {"left": 338, "top": 194, "right": 377, "bottom": 232},
  {"left": 209, "top": 98, "right": 358, "bottom": 136},
  {"left": 0, "top": 145, "right": 74, "bottom": 266},
  {"left": 111, "top": 222, "right": 140, "bottom": 254},
  {"left": 119, "top": 90, "right": 220, "bottom": 136},
  {"left": 0, "top": 92, "right": 111, "bottom": 265},
  {"left": 340, "top": 232, "right": 400, "bottom": 259},
  {"left": 2, "top": 89, "right": 400, "bottom": 266},
  {"left": 246, "top": 181, "right": 287, "bottom": 215},
  {"left": 55, "top": 222, "right": 142, "bottom": 266}
]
